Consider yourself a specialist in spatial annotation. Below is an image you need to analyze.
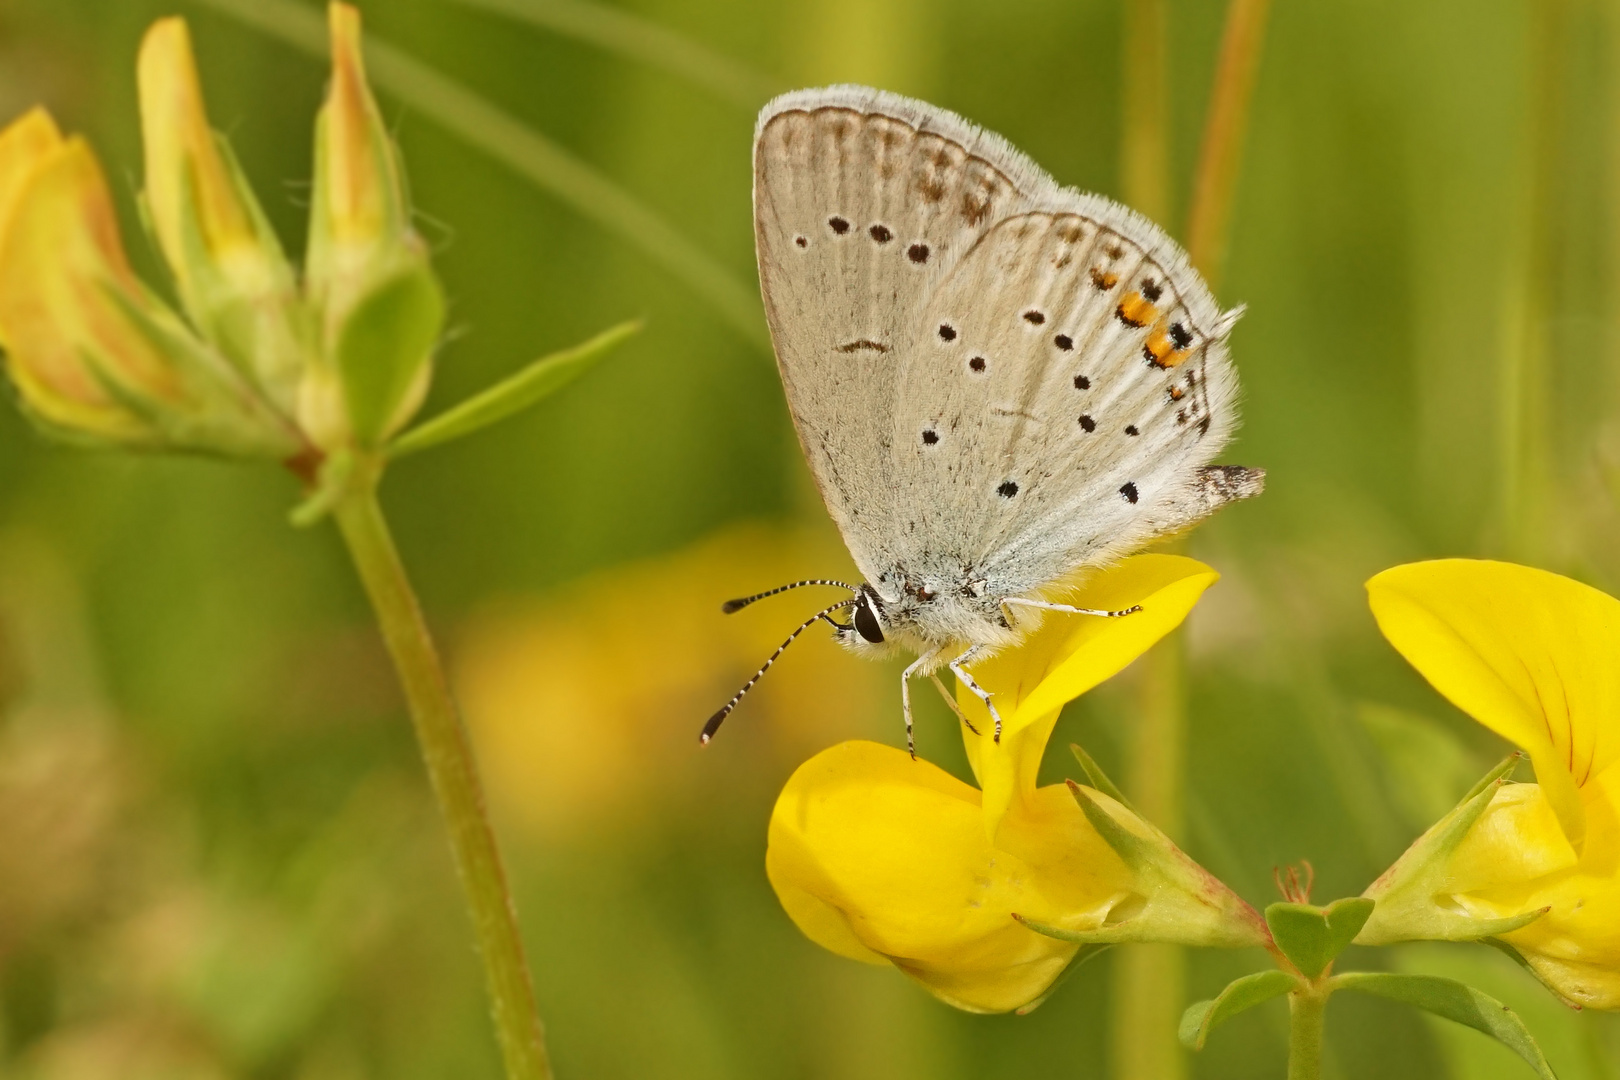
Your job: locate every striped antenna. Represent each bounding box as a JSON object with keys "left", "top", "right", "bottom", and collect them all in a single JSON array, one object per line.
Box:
[
  {"left": 720, "top": 578, "right": 856, "bottom": 614},
  {"left": 700, "top": 598, "right": 855, "bottom": 744}
]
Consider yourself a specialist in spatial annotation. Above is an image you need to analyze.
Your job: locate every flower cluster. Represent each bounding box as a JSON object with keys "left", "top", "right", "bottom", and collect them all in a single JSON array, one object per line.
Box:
[
  {"left": 0, "top": 4, "right": 437, "bottom": 464},
  {"left": 769, "top": 554, "right": 1620, "bottom": 1020}
]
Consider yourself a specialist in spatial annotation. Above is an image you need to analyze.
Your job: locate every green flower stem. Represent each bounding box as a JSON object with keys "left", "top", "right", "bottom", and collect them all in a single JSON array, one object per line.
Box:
[
  {"left": 334, "top": 467, "right": 552, "bottom": 1080},
  {"left": 1286, "top": 984, "right": 1328, "bottom": 1080}
]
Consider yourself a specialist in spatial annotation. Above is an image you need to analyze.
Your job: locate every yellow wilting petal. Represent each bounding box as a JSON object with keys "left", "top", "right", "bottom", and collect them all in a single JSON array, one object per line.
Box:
[
  {"left": 767, "top": 740, "right": 1131, "bottom": 1013},
  {"left": 0, "top": 132, "right": 298, "bottom": 456},
  {"left": 1367, "top": 559, "right": 1620, "bottom": 847},
  {"left": 0, "top": 137, "right": 184, "bottom": 440},
  {"left": 0, "top": 109, "right": 62, "bottom": 235},
  {"left": 139, "top": 19, "right": 255, "bottom": 280},
  {"left": 300, "top": 3, "right": 439, "bottom": 451},
  {"left": 137, "top": 17, "right": 303, "bottom": 408},
  {"left": 956, "top": 554, "right": 1219, "bottom": 836},
  {"left": 305, "top": 1, "right": 413, "bottom": 307}
]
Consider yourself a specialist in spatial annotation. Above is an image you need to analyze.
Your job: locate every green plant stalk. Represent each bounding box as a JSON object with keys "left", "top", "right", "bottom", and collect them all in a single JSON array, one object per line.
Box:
[
  {"left": 1286, "top": 985, "right": 1328, "bottom": 1080},
  {"left": 334, "top": 468, "right": 552, "bottom": 1080},
  {"left": 1184, "top": 0, "right": 1273, "bottom": 281},
  {"left": 1113, "top": 3, "right": 1184, "bottom": 1076},
  {"left": 1498, "top": 0, "right": 1565, "bottom": 563},
  {"left": 1114, "top": 635, "right": 1188, "bottom": 1080}
]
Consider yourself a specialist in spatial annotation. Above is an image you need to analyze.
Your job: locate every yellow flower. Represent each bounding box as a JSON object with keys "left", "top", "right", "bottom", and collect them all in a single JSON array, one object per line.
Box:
[
  {"left": 300, "top": 3, "right": 440, "bottom": 450},
  {"left": 138, "top": 17, "right": 307, "bottom": 414},
  {"left": 768, "top": 554, "right": 1268, "bottom": 1013},
  {"left": 1364, "top": 559, "right": 1620, "bottom": 1008},
  {"left": 0, "top": 109, "right": 296, "bottom": 455},
  {"left": 0, "top": 4, "right": 439, "bottom": 461}
]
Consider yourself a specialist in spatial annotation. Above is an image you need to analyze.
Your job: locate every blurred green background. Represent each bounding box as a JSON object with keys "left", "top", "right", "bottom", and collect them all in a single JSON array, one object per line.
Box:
[{"left": 1, "top": 0, "right": 1619, "bottom": 1076}]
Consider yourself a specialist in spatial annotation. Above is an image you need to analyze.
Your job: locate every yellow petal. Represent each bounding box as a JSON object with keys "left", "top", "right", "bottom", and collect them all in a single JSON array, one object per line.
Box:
[
  {"left": 957, "top": 554, "right": 1219, "bottom": 835},
  {"left": 0, "top": 109, "right": 63, "bottom": 240},
  {"left": 1447, "top": 769, "right": 1620, "bottom": 1009},
  {"left": 0, "top": 138, "right": 180, "bottom": 439},
  {"left": 138, "top": 19, "right": 253, "bottom": 274},
  {"left": 310, "top": 3, "right": 407, "bottom": 263},
  {"left": 767, "top": 740, "right": 1130, "bottom": 1013},
  {"left": 1367, "top": 560, "right": 1620, "bottom": 847}
]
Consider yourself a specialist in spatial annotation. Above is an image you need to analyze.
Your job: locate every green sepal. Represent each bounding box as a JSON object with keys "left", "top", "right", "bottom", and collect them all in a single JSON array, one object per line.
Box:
[
  {"left": 388, "top": 318, "right": 640, "bottom": 459},
  {"left": 1069, "top": 742, "right": 1136, "bottom": 814},
  {"left": 1179, "top": 969, "right": 1300, "bottom": 1050},
  {"left": 289, "top": 448, "right": 356, "bottom": 528},
  {"left": 335, "top": 261, "right": 444, "bottom": 445},
  {"left": 1357, "top": 755, "right": 1549, "bottom": 946},
  {"left": 1008, "top": 784, "right": 1269, "bottom": 950},
  {"left": 1264, "top": 897, "right": 1374, "bottom": 979},
  {"left": 1332, "top": 971, "right": 1557, "bottom": 1080},
  {"left": 1013, "top": 943, "right": 1110, "bottom": 1016},
  {"left": 95, "top": 276, "right": 302, "bottom": 458},
  {"left": 1069, "top": 779, "right": 1150, "bottom": 865}
]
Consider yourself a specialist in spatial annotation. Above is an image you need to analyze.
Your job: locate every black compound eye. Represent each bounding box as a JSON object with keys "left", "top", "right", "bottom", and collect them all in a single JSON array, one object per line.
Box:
[{"left": 853, "top": 596, "right": 885, "bottom": 644}]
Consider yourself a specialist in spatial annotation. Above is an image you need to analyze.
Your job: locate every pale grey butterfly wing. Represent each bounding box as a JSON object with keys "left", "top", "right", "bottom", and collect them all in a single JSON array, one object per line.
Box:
[
  {"left": 899, "top": 209, "right": 1242, "bottom": 599},
  {"left": 754, "top": 86, "right": 1255, "bottom": 626},
  {"left": 753, "top": 89, "right": 1037, "bottom": 584}
]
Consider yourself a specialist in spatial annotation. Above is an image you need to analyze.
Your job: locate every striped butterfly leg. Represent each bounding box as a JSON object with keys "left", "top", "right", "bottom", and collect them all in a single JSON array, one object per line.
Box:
[
  {"left": 928, "top": 671, "right": 980, "bottom": 736},
  {"left": 948, "top": 644, "right": 1005, "bottom": 742},
  {"left": 899, "top": 646, "right": 944, "bottom": 759}
]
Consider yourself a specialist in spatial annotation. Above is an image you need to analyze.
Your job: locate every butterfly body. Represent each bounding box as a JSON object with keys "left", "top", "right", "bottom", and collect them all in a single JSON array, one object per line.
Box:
[{"left": 708, "top": 85, "right": 1263, "bottom": 749}]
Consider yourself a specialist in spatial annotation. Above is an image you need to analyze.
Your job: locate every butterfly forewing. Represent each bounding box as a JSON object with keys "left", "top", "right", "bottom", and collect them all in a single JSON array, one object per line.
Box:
[
  {"left": 754, "top": 92, "right": 1034, "bottom": 581},
  {"left": 754, "top": 86, "right": 1243, "bottom": 617}
]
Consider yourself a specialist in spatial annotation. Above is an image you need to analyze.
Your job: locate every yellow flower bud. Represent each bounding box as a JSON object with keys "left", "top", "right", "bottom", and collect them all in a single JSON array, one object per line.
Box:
[
  {"left": 302, "top": 3, "right": 441, "bottom": 451},
  {"left": 767, "top": 555, "right": 1267, "bottom": 1012},
  {"left": 1363, "top": 559, "right": 1620, "bottom": 1009},
  {"left": 137, "top": 17, "right": 307, "bottom": 413},
  {"left": 0, "top": 111, "right": 298, "bottom": 456}
]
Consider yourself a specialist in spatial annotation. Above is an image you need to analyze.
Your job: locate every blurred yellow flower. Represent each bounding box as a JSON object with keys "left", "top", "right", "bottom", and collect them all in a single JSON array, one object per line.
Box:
[
  {"left": 455, "top": 520, "right": 887, "bottom": 842},
  {"left": 1366, "top": 559, "right": 1620, "bottom": 1008},
  {"left": 768, "top": 555, "right": 1268, "bottom": 1013}
]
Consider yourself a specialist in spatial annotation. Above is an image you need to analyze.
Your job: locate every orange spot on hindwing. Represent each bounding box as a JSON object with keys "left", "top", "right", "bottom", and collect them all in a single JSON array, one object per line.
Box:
[
  {"left": 1115, "top": 291, "right": 1157, "bottom": 328},
  {"left": 1142, "top": 317, "right": 1193, "bottom": 368}
]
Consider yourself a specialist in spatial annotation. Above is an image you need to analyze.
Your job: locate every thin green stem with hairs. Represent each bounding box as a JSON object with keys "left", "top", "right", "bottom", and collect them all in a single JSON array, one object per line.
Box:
[{"left": 333, "top": 461, "right": 553, "bottom": 1080}]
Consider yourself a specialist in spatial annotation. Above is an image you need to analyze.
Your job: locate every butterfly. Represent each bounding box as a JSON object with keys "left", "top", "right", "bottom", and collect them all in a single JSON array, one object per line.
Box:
[{"left": 703, "top": 85, "right": 1263, "bottom": 753}]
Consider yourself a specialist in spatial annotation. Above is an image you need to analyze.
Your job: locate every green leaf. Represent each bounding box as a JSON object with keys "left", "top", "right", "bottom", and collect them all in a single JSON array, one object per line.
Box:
[
  {"left": 335, "top": 263, "right": 444, "bottom": 445},
  {"left": 1069, "top": 743, "right": 1137, "bottom": 814},
  {"left": 1266, "top": 897, "right": 1375, "bottom": 978},
  {"left": 1333, "top": 972, "right": 1557, "bottom": 1079},
  {"left": 1179, "top": 969, "right": 1299, "bottom": 1050},
  {"left": 389, "top": 319, "right": 640, "bottom": 458}
]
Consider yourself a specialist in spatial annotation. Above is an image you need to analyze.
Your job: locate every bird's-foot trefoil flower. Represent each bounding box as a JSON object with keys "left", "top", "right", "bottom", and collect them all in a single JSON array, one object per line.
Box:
[
  {"left": 0, "top": 3, "right": 445, "bottom": 473},
  {"left": 768, "top": 554, "right": 1270, "bottom": 1013},
  {"left": 1359, "top": 559, "right": 1620, "bottom": 1009}
]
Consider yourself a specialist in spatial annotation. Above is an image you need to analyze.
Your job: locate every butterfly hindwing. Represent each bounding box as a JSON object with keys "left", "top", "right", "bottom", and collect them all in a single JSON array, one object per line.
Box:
[{"left": 895, "top": 209, "right": 1239, "bottom": 597}]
